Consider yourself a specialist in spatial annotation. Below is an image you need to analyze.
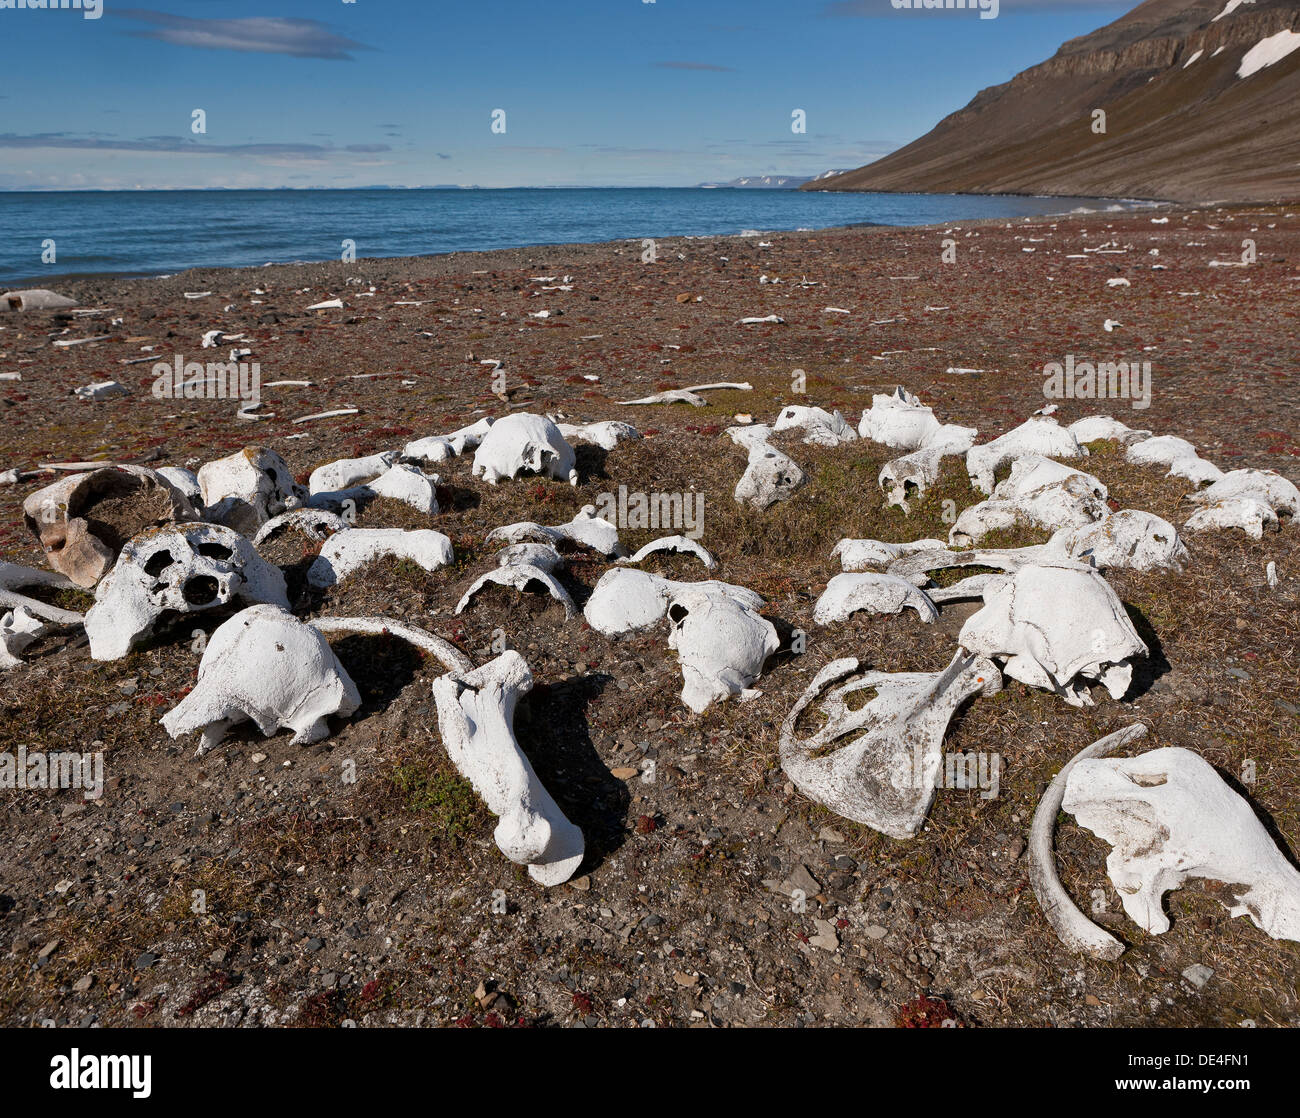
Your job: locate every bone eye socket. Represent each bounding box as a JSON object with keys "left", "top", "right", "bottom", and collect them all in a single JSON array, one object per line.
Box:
[
  {"left": 182, "top": 575, "right": 221, "bottom": 606},
  {"left": 143, "top": 550, "right": 176, "bottom": 577},
  {"left": 196, "top": 543, "right": 234, "bottom": 561}
]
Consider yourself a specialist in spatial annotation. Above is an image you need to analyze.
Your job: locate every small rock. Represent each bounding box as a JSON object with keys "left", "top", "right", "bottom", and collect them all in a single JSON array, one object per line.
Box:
[
  {"left": 808, "top": 919, "right": 839, "bottom": 952},
  {"left": 1182, "top": 964, "right": 1214, "bottom": 991}
]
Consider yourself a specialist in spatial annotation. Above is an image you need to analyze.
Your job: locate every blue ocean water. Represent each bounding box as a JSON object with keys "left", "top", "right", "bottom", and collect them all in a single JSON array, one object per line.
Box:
[{"left": 0, "top": 187, "right": 1133, "bottom": 284}]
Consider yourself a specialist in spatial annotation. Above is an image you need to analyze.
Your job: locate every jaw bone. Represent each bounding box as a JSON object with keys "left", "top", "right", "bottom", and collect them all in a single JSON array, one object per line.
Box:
[
  {"left": 431, "top": 651, "right": 585, "bottom": 886},
  {"left": 779, "top": 648, "right": 1002, "bottom": 839}
]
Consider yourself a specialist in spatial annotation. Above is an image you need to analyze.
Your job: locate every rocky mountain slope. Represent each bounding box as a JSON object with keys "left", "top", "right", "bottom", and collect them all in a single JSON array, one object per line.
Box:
[{"left": 806, "top": 0, "right": 1300, "bottom": 202}]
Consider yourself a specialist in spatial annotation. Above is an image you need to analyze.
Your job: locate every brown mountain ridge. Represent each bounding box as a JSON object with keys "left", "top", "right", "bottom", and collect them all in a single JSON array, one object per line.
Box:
[{"left": 806, "top": 0, "right": 1300, "bottom": 202}]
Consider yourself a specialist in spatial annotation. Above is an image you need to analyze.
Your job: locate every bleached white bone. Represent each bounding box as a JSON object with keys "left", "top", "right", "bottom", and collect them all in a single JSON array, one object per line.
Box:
[
  {"left": 472, "top": 413, "right": 577, "bottom": 485},
  {"left": 584, "top": 568, "right": 763, "bottom": 636},
  {"left": 1184, "top": 498, "right": 1278, "bottom": 540},
  {"left": 1028, "top": 723, "right": 1146, "bottom": 961},
  {"left": 156, "top": 466, "right": 202, "bottom": 506},
  {"left": 619, "top": 382, "right": 752, "bottom": 407},
  {"left": 1125, "top": 435, "right": 1224, "bottom": 486},
  {"left": 487, "top": 505, "right": 627, "bottom": 557},
  {"left": 1068, "top": 416, "right": 1152, "bottom": 445},
  {"left": 85, "top": 523, "right": 290, "bottom": 660},
  {"left": 813, "top": 573, "right": 939, "bottom": 625},
  {"left": 1050, "top": 510, "right": 1189, "bottom": 571},
  {"left": 666, "top": 588, "right": 778, "bottom": 713},
  {"left": 966, "top": 416, "right": 1085, "bottom": 495},
  {"left": 161, "top": 605, "right": 361, "bottom": 756},
  {"left": 0, "top": 561, "right": 84, "bottom": 624},
  {"left": 2, "top": 288, "right": 77, "bottom": 312},
  {"left": 72, "top": 380, "right": 129, "bottom": 401},
  {"left": 1185, "top": 468, "right": 1299, "bottom": 517},
  {"left": 554, "top": 420, "right": 641, "bottom": 451},
  {"left": 432, "top": 651, "right": 585, "bottom": 885},
  {"left": 958, "top": 561, "right": 1147, "bottom": 706},
  {"left": 617, "top": 535, "right": 717, "bottom": 570},
  {"left": 773, "top": 405, "right": 858, "bottom": 447},
  {"left": 832, "top": 537, "right": 948, "bottom": 571},
  {"left": 308, "top": 451, "right": 398, "bottom": 495},
  {"left": 403, "top": 417, "right": 495, "bottom": 464},
  {"left": 253, "top": 508, "right": 349, "bottom": 547},
  {"left": 1064, "top": 746, "right": 1300, "bottom": 943},
  {"left": 309, "top": 615, "right": 471, "bottom": 673},
  {"left": 198, "top": 446, "right": 306, "bottom": 536},
  {"left": 0, "top": 607, "right": 52, "bottom": 670},
  {"left": 306, "top": 528, "right": 454, "bottom": 589},
  {"left": 950, "top": 456, "right": 1108, "bottom": 547},
  {"left": 734, "top": 440, "right": 806, "bottom": 510},
  {"left": 887, "top": 545, "right": 1047, "bottom": 587},
  {"left": 779, "top": 648, "right": 1002, "bottom": 838},
  {"left": 456, "top": 544, "right": 576, "bottom": 619}
]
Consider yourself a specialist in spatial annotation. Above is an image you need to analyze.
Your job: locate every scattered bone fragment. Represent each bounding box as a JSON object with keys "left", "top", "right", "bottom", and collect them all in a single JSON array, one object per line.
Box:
[
  {"left": 731, "top": 433, "right": 805, "bottom": 510},
  {"left": 0, "top": 561, "right": 85, "bottom": 624},
  {"left": 305, "top": 298, "right": 343, "bottom": 311},
  {"left": 197, "top": 447, "right": 305, "bottom": 536},
  {"left": 1184, "top": 498, "right": 1279, "bottom": 540},
  {"left": 1028, "top": 723, "right": 1147, "bottom": 961},
  {"left": 1125, "top": 435, "right": 1223, "bottom": 486},
  {"left": 456, "top": 543, "right": 576, "bottom": 618},
  {"left": 292, "top": 408, "right": 360, "bottom": 425},
  {"left": 402, "top": 417, "right": 495, "bottom": 464},
  {"left": 1067, "top": 415, "right": 1151, "bottom": 445},
  {"left": 779, "top": 649, "right": 1002, "bottom": 839},
  {"left": 432, "top": 651, "right": 585, "bottom": 885},
  {"left": 617, "top": 535, "right": 717, "bottom": 571},
  {"left": 85, "top": 523, "right": 290, "bottom": 660},
  {"left": 584, "top": 568, "right": 762, "bottom": 636},
  {"left": 309, "top": 451, "right": 398, "bottom": 495},
  {"left": 958, "top": 562, "right": 1147, "bottom": 706},
  {"left": 1051, "top": 510, "right": 1188, "bottom": 572},
  {"left": 253, "top": 508, "right": 349, "bottom": 548},
  {"left": 1267, "top": 560, "right": 1279, "bottom": 588},
  {"left": 72, "top": 381, "right": 129, "bottom": 401},
  {"left": 772, "top": 405, "right": 858, "bottom": 447},
  {"left": 0, "top": 607, "right": 52, "bottom": 670},
  {"left": 1185, "top": 468, "right": 1299, "bottom": 518},
  {"left": 1, "top": 289, "right": 77, "bottom": 312},
  {"left": 161, "top": 605, "right": 360, "bottom": 756},
  {"left": 813, "top": 572, "right": 939, "bottom": 625},
  {"left": 306, "top": 528, "right": 454, "bottom": 589},
  {"left": 554, "top": 420, "right": 641, "bottom": 451},
  {"left": 950, "top": 456, "right": 1108, "bottom": 547},
  {"left": 472, "top": 413, "right": 578, "bottom": 485},
  {"left": 22, "top": 466, "right": 198, "bottom": 587},
  {"left": 1064, "top": 746, "right": 1300, "bottom": 943},
  {"left": 618, "top": 382, "right": 752, "bottom": 407},
  {"left": 966, "top": 415, "right": 1085, "bottom": 495},
  {"left": 487, "top": 505, "right": 627, "bottom": 558},
  {"left": 666, "top": 588, "right": 778, "bottom": 713},
  {"left": 831, "top": 537, "right": 947, "bottom": 571},
  {"left": 156, "top": 467, "right": 202, "bottom": 506}
]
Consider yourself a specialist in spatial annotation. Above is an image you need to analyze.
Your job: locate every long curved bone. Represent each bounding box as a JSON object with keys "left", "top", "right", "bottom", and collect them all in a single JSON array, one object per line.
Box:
[
  {"left": 1028, "top": 723, "right": 1147, "bottom": 961},
  {"left": 306, "top": 528, "right": 454, "bottom": 589},
  {"left": 813, "top": 572, "right": 938, "bottom": 625},
  {"left": 309, "top": 615, "right": 472, "bottom": 673},
  {"left": 487, "top": 505, "right": 627, "bottom": 558},
  {"left": 617, "top": 535, "right": 717, "bottom": 571},
  {"left": 779, "top": 648, "right": 1001, "bottom": 838},
  {"left": 0, "top": 561, "right": 85, "bottom": 624},
  {"left": 432, "top": 651, "right": 584, "bottom": 885}
]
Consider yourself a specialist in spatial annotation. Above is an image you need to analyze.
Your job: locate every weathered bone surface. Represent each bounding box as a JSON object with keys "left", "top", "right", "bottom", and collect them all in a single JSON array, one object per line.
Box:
[
  {"left": 403, "top": 417, "right": 495, "bottom": 464},
  {"left": 733, "top": 440, "right": 806, "bottom": 510},
  {"left": 73, "top": 380, "right": 130, "bottom": 402},
  {"left": 832, "top": 537, "right": 948, "bottom": 571},
  {"left": 887, "top": 545, "right": 1047, "bottom": 588},
  {"left": 958, "top": 562, "right": 1147, "bottom": 706},
  {"left": 619, "top": 382, "right": 751, "bottom": 407},
  {"left": 584, "top": 568, "right": 763, "bottom": 635},
  {"left": 161, "top": 605, "right": 361, "bottom": 755},
  {"left": 309, "top": 615, "right": 471, "bottom": 673},
  {"left": 472, "top": 413, "right": 578, "bottom": 485},
  {"left": 1028, "top": 723, "right": 1147, "bottom": 961},
  {"left": 308, "top": 451, "right": 398, "bottom": 495},
  {"left": 432, "top": 651, "right": 585, "bottom": 886},
  {"left": 359, "top": 463, "right": 439, "bottom": 515},
  {"left": 858, "top": 387, "right": 976, "bottom": 455},
  {"left": 1064, "top": 746, "right": 1300, "bottom": 942},
  {"left": 617, "top": 535, "right": 717, "bottom": 571},
  {"left": 779, "top": 649, "right": 1001, "bottom": 838},
  {"left": 950, "top": 456, "right": 1108, "bottom": 547},
  {"left": 86, "top": 523, "right": 290, "bottom": 660},
  {"left": 878, "top": 444, "right": 947, "bottom": 511},
  {"left": 487, "top": 506, "right": 627, "bottom": 558},
  {"left": 0, "top": 560, "right": 85, "bottom": 623},
  {"left": 156, "top": 467, "right": 203, "bottom": 506},
  {"left": 773, "top": 405, "right": 858, "bottom": 447},
  {"left": 1184, "top": 497, "right": 1279, "bottom": 539},
  {"left": 22, "top": 466, "right": 198, "bottom": 588},
  {"left": 966, "top": 416, "right": 1085, "bottom": 495},
  {"left": 1051, "top": 509, "right": 1189, "bottom": 572},
  {"left": 1067, "top": 416, "right": 1152, "bottom": 445},
  {"left": 666, "top": 588, "right": 778, "bottom": 713},
  {"left": 1185, "top": 468, "right": 1299, "bottom": 518},
  {"left": 197, "top": 446, "right": 305, "bottom": 536},
  {"left": 252, "top": 508, "right": 348, "bottom": 548},
  {"left": 555, "top": 420, "right": 641, "bottom": 451},
  {"left": 0, "top": 607, "right": 51, "bottom": 670},
  {"left": 2, "top": 288, "right": 77, "bottom": 312},
  {"left": 1125, "top": 435, "right": 1224, "bottom": 486},
  {"left": 306, "top": 528, "right": 454, "bottom": 589},
  {"left": 813, "top": 572, "right": 939, "bottom": 625},
  {"left": 456, "top": 545, "right": 576, "bottom": 618}
]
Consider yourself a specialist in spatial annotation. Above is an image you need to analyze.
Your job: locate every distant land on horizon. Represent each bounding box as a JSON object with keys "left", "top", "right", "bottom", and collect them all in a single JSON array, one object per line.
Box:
[{"left": 807, "top": 0, "right": 1300, "bottom": 203}]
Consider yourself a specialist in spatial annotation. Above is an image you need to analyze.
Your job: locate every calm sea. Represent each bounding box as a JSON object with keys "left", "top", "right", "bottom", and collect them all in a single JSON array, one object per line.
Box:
[{"left": 0, "top": 187, "right": 1140, "bottom": 284}]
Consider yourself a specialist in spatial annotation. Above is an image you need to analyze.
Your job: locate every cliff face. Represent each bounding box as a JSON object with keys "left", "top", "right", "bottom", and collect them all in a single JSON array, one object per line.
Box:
[{"left": 806, "top": 0, "right": 1300, "bottom": 202}]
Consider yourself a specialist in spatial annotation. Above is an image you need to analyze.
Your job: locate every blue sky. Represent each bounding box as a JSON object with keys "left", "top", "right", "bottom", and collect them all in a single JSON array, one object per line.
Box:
[{"left": 0, "top": 0, "right": 1132, "bottom": 189}]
